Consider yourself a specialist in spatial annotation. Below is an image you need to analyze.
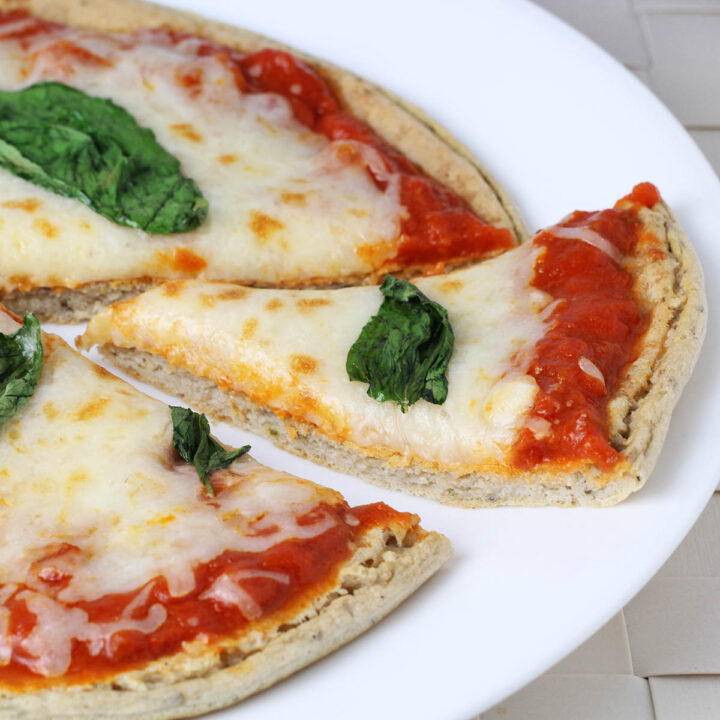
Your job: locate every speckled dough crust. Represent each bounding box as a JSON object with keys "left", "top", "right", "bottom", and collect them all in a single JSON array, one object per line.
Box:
[
  {"left": 0, "top": 523, "right": 451, "bottom": 719},
  {"left": 0, "top": 0, "right": 526, "bottom": 321},
  {"left": 94, "top": 200, "right": 706, "bottom": 507}
]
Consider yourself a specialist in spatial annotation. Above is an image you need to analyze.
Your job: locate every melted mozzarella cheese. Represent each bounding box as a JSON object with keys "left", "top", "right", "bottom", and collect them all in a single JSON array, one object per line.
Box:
[
  {"left": 0, "top": 24, "right": 403, "bottom": 290},
  {"left": 83, "top": 242, "right": 551, "bottom": 469},
  {"left": 0, "top": 317, "right": 344, "bottom": 675}
]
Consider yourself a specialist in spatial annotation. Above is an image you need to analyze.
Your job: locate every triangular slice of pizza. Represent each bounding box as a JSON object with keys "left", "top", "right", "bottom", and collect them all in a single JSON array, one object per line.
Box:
[
  {"left": 0, "top": 4, "right": 522, "bottom": 322},
  {"left": 0, "top": 309, "right": 449, "bottom": 716},
  {"left": 82, "top": 184, "right": 706, "bottom": 507}
]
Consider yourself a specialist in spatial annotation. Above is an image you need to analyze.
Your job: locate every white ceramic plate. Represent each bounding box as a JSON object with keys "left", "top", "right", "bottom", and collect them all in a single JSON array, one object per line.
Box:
[{"left": 50, "top": 0, "right": 720, "bottom": 717}]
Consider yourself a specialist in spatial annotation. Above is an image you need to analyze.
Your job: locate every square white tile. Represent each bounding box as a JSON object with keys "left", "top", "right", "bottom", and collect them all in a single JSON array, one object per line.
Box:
[
  {"left": 690, "top": 130, "right": 720, "bottom": 181},
  {"left": 625, "top": 577, "right": 720, "bottom": 675},
  {"left": 657, "top": 495, "right": 720, "bottom": 577},
  {"left": 550, "top": 612, "right": 633, "bottom": 675},
  {"left": 650, "top": 676, "right": 720, "bottom": 720},
  {"left": 533, "top": 0, "right": 650, "bottom": 67},
  {"left": 642, "top": 14, "right": 720, "bottom": 125},
  {"left": 478, "top": 675, "right": 654, "bottom": 720},
  {"left": 634, "top": 0, "right": 720, "bottom": 11}
]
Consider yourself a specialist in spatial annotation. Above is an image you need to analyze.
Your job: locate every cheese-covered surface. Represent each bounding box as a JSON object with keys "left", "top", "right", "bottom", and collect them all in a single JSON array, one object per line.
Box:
[
  {"left": 0, "top": 17, "right": 404, "bottom": 290},
  {"left": 83, "top": 242, "right": 551, "bottom": 471},
  {"left": 0, "top": 313, "right": 354, "bottom": 679}
]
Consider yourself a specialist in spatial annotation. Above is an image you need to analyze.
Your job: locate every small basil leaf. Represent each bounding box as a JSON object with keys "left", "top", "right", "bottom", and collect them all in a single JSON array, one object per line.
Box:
[
  {"left": 170, "top": 406, "right": 250, "bottom": 495},
  {"left": 0, "top": 313, "right": 43, "bottom": 427},
  {"left": 0, "top": 82, "right": 208, "bottom": 234},
  {"left": 346, "top": 275, "right": 454, "bottom": 411}
]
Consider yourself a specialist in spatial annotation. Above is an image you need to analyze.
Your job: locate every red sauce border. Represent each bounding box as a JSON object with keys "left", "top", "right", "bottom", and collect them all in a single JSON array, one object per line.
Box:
[
  {"left": 0, "top": 10, "right": 514, "bottom": 272},
  {"left": 0, "top": 501, "right": 416, "bottom": 688},
  {"left": 512, "top": 183, "right": 661, "bottom": 470}
]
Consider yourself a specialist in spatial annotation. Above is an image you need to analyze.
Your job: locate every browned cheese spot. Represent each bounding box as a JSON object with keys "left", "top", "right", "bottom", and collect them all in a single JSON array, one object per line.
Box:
[
  {"left": 8, "top": 275, "right": 32, "bottom": 291},
  {"left": 42, "top": 402, "right": 59, "bottom": 420},
  {"left": 297, "top": 297, "right": 331, "bottom": 313},
  {"left": 242, "top": 317, "right": 258, "bottom": 339},
  {"left": 169, "top": 123, "right": 203, "bottom": 143},
  {"left": 200, "top": 294, "right": 218, "bottom": 308},
  {"left": 162, "top": 281, "right": 184, "bottom": 297},
  {"left": 217, "top": 287, "right": 249, "bottom": 301},
  {"left": 90, "top": 363, "right": 115, "bottom": 380},
  {"left": 349, "top": 208, "right": 369, "bottom": 218},
  {"left": 290, "top": 354, "right": 318, "bottom": 374},
  {"left": 69, "top": 470, "right": 89, "bottom": 484},
  {"left": 281, "top": 191, "right": 307, "bottom": 206},
  {"left": 265, "top": 298, "right": 284, "bottom": 311},
  {"left": 438, "top": 279, "right": 465, "bottom": 293},
  {"left": 218, "top": 154, "right": 238, "bottom": 165},
  {"left": 248, "top": 211, "right": 284, "bottom": 244},
  {"left": 73, "top": 396, "right": 110, "bottom": 422},
  {"left": 2, "top": 198, "right": 41, "bottom": 212},
  {"left": 34, "top": 218, "right": 59, "bottom": 239},
  {"left": 172, "top": 248, "right": 207, "bottom": 274}
]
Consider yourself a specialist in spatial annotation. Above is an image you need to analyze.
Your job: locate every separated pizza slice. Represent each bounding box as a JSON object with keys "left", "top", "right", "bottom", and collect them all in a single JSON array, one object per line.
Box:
[
  {"left": 82, "top": 184, "right": 706, "bottom": 506},
  {"left": 0, "top": 309, "right": 450, "bottom": 718},
  {"left": 0, "top": 1, "right": 523, "bottom": 322}
]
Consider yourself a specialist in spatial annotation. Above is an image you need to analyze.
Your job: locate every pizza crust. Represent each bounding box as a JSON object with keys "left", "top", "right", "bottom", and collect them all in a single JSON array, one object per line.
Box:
[
  {"left": 93, "top": 199, "right": 706, "bottom": 506},
  {"left": 1, "top": 521, "right": 450, "bottom": 718},
  {"left": 0, "top": 0, "right": 526, "bottom": 322}
]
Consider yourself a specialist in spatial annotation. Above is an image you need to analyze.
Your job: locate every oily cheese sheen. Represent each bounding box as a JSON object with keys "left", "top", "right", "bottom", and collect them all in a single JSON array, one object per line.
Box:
[
  {"left": 0, "top": 314, "right": 338, "bottom": 673},
  {"left": 0, "top": 23, "right": 402, "bottom": 290},
  {"left": 82, "top": 242, "right": 550, "bottom": 471},
  {"left": 0, "top": 0, "right": 525, "bottom": 324},
  {"left": 0, "top": 310, "right": 450, "bottom": 717},
  {"left": 82, "top": 190, "right": 707, "bottom": 507}
]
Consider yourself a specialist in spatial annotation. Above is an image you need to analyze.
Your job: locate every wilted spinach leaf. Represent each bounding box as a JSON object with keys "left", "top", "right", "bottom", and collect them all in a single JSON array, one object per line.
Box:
[
  {"left": 0, "top": 314, "right": 43, "bottom": 428},
  {"left": 170, "top": 406, "right": 250, "bottom": 495},
  {"left": 0, "top": 82, "right": 208, "bottom": 233},
  {"left": 346, "top": 275, "right": 454, "bottom": 411}
]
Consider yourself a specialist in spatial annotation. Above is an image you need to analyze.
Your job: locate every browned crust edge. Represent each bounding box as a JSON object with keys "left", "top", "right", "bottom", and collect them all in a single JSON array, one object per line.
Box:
[
  {"left": 91, "top": 200, "right": 706, "bottom": 507},
  {"left": 0, "top": 0, "right": 526, "bottom": 321},
  {"left": 0, "top": 525, "right": 451, "bottom": 718}
]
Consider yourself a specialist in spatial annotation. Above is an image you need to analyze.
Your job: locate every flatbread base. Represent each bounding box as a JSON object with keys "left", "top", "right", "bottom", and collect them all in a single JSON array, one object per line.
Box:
[
  {"left": 0, "top": 0, "right": 526, "bottom": 321},
  {"left": 93, "top": 199, "right": 706, "bottom": 507},
  {"left": 1, "top": 525, "right": 450, "bottom": 718}
]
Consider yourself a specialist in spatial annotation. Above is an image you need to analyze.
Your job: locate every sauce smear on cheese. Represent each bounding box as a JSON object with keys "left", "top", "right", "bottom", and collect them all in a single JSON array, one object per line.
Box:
[
  {"left": 513, "top": 183, "right": 661, "bottom": 470},
  {"left": 0, "top": 10, "right": 514, "bottom": 274},
  {"left": 0, "top": 500, "right": 414, "bottom": 687}
]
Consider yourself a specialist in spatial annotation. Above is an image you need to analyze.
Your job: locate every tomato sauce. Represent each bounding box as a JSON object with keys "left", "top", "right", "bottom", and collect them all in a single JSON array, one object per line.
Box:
[
  {"left": 512, "top": 184, "right": 660, "bottom": 470},
  {"left": 0, "top": 501, "right": 415, "bottom": 687},
  {"left": 236, "top": 49, "right": 515, "bottom": 269},
  {"left": 0, "top": 11, "right": 515, "bottom": 271}
]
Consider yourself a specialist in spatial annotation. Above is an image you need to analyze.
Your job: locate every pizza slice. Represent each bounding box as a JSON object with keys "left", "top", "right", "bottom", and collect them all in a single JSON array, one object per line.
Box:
[
  {"left": 81, "top": 184, "right": 706, "bottom": 506},
  {"left": 0, "top": 1, "right": 523, "bottom": 322},
  {"left": 0, "top": 309, "right": 450, "bottom": 716}
]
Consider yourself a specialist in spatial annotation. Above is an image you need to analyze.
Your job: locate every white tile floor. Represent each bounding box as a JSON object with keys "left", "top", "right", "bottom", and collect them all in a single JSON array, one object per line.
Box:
[{"left": 472, "top": 2, "right": 720, "bottom": 718}]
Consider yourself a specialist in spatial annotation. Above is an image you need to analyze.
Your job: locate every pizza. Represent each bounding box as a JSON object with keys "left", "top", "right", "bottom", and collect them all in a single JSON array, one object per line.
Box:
[
  {"left": 81, "top": 184, "right": 706, "bottom": 506},
  {"left": 0, "top": 0, "right": 524, "bottom": 322},
  {"left": 0, "top": 309, "right": 450, "bottom": 716}
]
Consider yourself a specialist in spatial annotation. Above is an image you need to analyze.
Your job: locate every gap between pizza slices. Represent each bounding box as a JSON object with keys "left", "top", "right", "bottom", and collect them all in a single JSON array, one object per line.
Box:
[
  {"left": 82, "top": 184, "right": 706, "bottom": 507},
  {"left": 0, "top": 309, "right": 450, "bottom": 717},
  {"left": 0, "top": 0, "right": 525, "bottom": 323}
]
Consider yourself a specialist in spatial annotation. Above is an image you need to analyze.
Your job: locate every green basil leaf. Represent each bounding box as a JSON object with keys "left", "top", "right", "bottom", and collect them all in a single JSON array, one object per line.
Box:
[
  {"left": 170, "top": 406, "right": 250, "bottom": 495},
  {"left": 346, "top": 275, "right": 454, "bottom": 411},
  {"left": 0, "top": 82, "right": 208, "bottom": 234},
  {"left": 0, "top": 313, "right": 43, "bottom": 428}
]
